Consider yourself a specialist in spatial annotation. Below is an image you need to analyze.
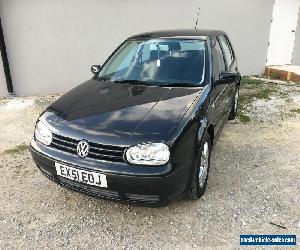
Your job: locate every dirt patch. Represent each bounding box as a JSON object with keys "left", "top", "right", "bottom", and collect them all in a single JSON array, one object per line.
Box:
[
  {"left": 0, "top": 95, "right": 58, "bottom": 154},
  {"left": 2, "top": 144, "right": 29, "bottom": 155},
  {"left": 0, "top": 83, "right": 299, "bottom": 249},
  {"left": 238, "top": 77, "right": 300, "bottom": 123},
  {"left": 1, "top": 99, "right": 35, "bottom": 110},
  {"left": 291, "top": 108, "right": 300, "bottom": 113}
]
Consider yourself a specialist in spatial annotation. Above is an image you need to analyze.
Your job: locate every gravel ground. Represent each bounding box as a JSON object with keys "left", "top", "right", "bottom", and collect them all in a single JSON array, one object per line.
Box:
[{"left": 0, "top": 82, "right": 299, "bottom": 249}]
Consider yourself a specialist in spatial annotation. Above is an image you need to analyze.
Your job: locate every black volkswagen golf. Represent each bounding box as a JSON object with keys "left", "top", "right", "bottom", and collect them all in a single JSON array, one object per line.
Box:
[{"left": 31, "top": 29, "right": 240, "bottom": 205}]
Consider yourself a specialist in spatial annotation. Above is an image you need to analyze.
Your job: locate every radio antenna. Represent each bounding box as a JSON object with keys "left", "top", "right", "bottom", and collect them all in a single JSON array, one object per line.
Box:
[{"left": 194, "top": 7, "right": 200, "bottom": 29}]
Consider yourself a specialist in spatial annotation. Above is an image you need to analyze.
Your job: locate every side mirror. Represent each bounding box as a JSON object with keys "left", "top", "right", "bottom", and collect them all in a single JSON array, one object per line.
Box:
[
  {"left": 91, "top": 65, "right": 101, "bottom": 75},
  {"left": 214, "top": 72, "right": 239, "bottom": 85}
]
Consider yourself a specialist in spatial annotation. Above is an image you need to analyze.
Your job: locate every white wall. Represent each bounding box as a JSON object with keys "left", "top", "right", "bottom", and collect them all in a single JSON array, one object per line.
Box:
[
  {"left": 267, "top": 0, "right": 300, "bottom": 66},
  {"left": 0, "top": 0, "right": 274, "bottom": 96},
  {"left": 195, "top": 0, "right": 274, "bottom": 75},
  {"left": 293, "top": 10, "right": 300, "bottom": 65},
  {"left": 0, "top": 58, "right": 8, "bottom": 97}
]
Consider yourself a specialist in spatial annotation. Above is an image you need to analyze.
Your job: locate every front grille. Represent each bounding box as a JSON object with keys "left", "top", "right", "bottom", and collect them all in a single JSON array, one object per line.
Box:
[{"left": 50, "top": 133, "right": 126, "bottom": 163}]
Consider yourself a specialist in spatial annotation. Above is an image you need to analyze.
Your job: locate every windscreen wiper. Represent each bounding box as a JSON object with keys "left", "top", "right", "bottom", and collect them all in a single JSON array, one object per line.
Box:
[
  {"left": 112, "top": 79, "right": 150, "bottom": 85},
  {"left": 161, "top": 82, "right": 200, "bottom": 87},
  {"left": 97, "top": 76, "right": 111, "bottom": 81}
]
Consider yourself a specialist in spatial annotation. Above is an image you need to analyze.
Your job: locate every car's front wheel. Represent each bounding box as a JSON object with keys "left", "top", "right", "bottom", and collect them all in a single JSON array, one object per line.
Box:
[{"left": 189, "top": 132, "right": 212, "bottom": 200}]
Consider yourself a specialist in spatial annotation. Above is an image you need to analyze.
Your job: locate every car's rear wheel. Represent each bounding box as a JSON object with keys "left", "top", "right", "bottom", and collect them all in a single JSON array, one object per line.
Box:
[
  {"left": 228, "top": 87, "right": 239, "bottom": 120},
  {"left": 189, "top": 132, "right": 212, "bottom": 200}
]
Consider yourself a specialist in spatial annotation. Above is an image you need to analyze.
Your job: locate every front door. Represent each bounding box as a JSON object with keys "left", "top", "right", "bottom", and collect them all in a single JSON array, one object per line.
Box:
[{"left": 210, "top": 38, "right": 228, "bottom": 134}]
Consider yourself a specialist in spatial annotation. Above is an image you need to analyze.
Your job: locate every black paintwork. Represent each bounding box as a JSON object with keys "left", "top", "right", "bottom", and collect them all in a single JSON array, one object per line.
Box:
[
  {"left": 48, "top": 80, "right": 201, "bottom": 144},
  {"left": 129, "top": 29, "right": 226, "bottom": 40},
  {"left": 30, "top": 29, "right": 240, "bottom": 205}
]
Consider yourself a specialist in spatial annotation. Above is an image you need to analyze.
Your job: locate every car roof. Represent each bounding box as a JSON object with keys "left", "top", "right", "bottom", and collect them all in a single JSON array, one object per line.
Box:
[{"left": 129, "top": 29, "right": 226, "bottom": 40}]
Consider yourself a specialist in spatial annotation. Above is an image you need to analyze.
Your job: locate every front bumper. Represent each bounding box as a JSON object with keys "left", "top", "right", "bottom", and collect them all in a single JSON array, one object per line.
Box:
[{"left": 30, "top": 140, "right": 192, "bottom": 205}]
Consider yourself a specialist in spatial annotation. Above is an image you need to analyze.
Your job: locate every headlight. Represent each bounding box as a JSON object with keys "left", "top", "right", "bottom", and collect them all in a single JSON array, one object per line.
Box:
[
  {"left": 125, "top": 143, "right": 170, "bottom": 165},
  {"left": 34, "top": 120, "right": 52, "bottom": 146}
]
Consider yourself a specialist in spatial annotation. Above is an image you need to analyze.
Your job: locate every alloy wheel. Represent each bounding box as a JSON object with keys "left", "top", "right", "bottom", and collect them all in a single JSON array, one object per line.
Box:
[
  {"left": 198, "top": 142, "right": 209, "bottom": 188},
  {"left": 234, "top": 89, "right": 239, "bottom": 112}
]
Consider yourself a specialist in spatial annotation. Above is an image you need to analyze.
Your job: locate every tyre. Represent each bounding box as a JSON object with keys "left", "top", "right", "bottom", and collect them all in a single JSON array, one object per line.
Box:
[
  {"left": 228, "top": 87, "right": 239, "bottom": 120},
  {"left": 189, "top": 131, "right": 212, "bottom": 200}
]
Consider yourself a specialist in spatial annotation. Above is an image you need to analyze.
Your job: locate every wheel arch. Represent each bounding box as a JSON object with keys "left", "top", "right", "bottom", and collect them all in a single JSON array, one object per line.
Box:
[{"left": 196, "top": 117, "right": 214, "bottom": 149}]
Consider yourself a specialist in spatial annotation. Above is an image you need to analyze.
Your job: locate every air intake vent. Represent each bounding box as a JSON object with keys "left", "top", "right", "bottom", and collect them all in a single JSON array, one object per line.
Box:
[{"left": 50, "top": 133, "right": 126, "bottom": 163}]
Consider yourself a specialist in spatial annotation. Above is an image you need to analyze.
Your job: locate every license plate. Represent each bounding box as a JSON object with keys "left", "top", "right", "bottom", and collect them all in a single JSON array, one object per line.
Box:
[{"left": 55, "top": 162, "right": 108, "bottom": 188}]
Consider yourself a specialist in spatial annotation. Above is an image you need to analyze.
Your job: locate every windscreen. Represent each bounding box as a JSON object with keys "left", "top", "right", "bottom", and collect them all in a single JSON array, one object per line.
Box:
[{"left": 98, "top": 39, "right": 206, "bottom": 86}]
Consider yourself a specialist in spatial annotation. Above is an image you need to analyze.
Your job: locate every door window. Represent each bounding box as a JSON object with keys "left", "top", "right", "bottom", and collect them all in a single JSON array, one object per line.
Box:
[
  {"left": 218, "top": 35, "right": 233, "bottom": 67},
  {"left": 212, "top": 39, "right": 226, "bottom": 80}
]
